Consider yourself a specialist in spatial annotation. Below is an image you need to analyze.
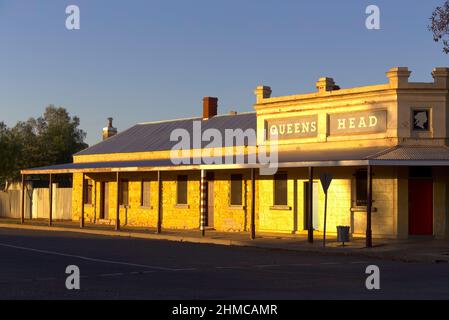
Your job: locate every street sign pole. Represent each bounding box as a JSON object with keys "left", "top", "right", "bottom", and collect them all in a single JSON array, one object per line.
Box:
[
  {"left": 320, "top": 173, "right": 333, "bottom": 248},
  {"left": 323, "top": 190, "right": 328, "bottom": 247}
]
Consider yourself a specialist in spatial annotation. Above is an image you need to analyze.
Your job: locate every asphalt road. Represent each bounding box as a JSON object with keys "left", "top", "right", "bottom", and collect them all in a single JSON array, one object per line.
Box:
[{"left": 0, "top": 228, "right": 448, "bottom": 299}]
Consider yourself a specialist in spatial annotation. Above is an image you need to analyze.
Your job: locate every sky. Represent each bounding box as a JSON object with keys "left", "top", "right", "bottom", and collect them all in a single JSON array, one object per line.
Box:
[{"left": 0, "top": 0, "right": 448, "bottom": 145}]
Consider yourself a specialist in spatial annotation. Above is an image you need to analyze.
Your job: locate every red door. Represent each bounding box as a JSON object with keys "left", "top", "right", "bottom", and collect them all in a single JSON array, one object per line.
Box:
[{"left": 408, "top": 179, "right": 433, "bottom": 235}]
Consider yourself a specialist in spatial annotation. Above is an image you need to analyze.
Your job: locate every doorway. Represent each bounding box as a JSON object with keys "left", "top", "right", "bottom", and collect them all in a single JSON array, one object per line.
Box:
[
  {"left": 100, "top": 182, "right": 109, "bottom": 220},
  {"left": 206, "top": 172, "right": 214, "bottom": 228},
  {"left": 409, "top": 179, "right": 433, "bottom": 235},
  {"left": 304, "top": 182, "right": 319, "bottom": 230}
]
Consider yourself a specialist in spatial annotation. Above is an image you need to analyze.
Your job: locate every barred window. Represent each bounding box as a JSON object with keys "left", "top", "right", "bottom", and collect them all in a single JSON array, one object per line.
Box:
[
  {"left": 273, "top": 173, "right": 288, "bottom": 206},
  {"left": 230, "top": 174, "right": 243, "bottom": 206},
  {"left": 177, "top": 175, "right": 188, "bottom": 205},
  {"left": 141, "top": 180, "right": 151, "bottom": 207}
]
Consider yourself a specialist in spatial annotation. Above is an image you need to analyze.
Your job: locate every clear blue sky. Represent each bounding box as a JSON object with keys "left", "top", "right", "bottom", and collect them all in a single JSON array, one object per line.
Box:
[{"left": 0, "top": 0, "right": 448, "bottom": 145}]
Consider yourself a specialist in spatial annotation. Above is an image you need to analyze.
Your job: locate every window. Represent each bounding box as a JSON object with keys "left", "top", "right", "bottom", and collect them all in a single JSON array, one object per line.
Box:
[
  {"left": 83, "top": 180, "right": 93, "bottom": 205},
  {"left": 177, "top": 175, "right": 188, "bottom": 205},
  {"left": 412, "top": 109, "right": 430, "bottom": 131},
  {"left": 120, "top": 180, "right": 129, "bottom": 206},
  {"left": 141, "top": 180, "right": 151, "bottom": 207},
  {"left": 354, "top": 170, "right": 367, "bottom": 207},
  {"left": 273, "top": 173, "right": 288, "bottom": 206},
  {"left": 230, "top": 174, "right": 243, "bottom": 206}
]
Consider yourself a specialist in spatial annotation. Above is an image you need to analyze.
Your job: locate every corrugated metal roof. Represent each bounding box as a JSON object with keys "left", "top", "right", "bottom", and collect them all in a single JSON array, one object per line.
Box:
[
  {"left": 370, "top": 145, "right": 449, "bottom": 160},
  {"left": 76, "top": 112, "right": 257, "bottom": 156},
  {"left": 24, "top": 145, "right": 449, "bottom": 174},
  {"left": 278, "top": 146, "right": 387, "bottom": 162}
]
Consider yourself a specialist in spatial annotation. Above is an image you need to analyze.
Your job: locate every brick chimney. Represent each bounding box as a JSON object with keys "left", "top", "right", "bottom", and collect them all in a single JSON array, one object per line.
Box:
[
  {"left": 102, "top": 117, "right": 117, "bottom": 140},
  {"left": 203, "top": 97, "right": 218, "bottom": 119}
]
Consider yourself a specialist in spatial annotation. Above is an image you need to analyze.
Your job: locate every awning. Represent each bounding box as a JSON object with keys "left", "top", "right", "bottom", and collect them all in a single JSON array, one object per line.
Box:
[{"left": 21, "top": 145, "right": 449, "bottom": 174}]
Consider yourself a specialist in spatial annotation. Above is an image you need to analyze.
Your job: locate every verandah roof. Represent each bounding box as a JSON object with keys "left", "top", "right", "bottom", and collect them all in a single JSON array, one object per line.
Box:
[{"left": 21, "top": 145, "right": 449, "bottom": 175}]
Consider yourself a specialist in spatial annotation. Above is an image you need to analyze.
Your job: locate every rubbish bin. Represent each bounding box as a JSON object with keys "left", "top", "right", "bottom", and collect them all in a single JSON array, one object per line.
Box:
[{"left": 336, "top": 226, "right": 350, "bottom": 246}]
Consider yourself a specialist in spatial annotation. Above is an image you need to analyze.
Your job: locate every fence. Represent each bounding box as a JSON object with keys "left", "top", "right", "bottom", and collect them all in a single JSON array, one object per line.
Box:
[{"left": 0, "top": 186, "right": 72, "bottom": 220}]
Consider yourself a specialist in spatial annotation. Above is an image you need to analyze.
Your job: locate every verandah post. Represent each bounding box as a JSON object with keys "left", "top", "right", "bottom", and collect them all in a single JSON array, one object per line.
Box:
[
  {"left": 80, "top": 173, "right": 85, "bottom": 228},
  {"left": 49, "top": 173, "right": 53, "bottom": 226},
  {"left": 200, "top": 169, "right": 207, "bottom": 237},
  {"left": 157, "top": 170, "right": 162, "bottom": 234},
  {"left": 308, "top": 167, "right": 314, "bottom": 243},
  {"left": 250, "top": 168, "right": 256, "bottom": 240},
  {"left": 21, "top": 174, "right": 25, "bottom": 224},
  {"left": 366, "top": 165, "right": 373, "bottom": 248},
  {"left": 116, "top": 171, "right": 120, "bottom": 231}
]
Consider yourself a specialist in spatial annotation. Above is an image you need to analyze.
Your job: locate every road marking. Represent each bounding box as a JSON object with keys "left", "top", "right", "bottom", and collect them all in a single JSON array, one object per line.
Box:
[
  {"left": 254, "top": 264, "right": 281, "bottom": 268},
  {"left": 350, "top": 261, "right": 369, "bottom": 264},
  {"left": 320, "top": 262, "right": 340, "bottom": 265},
  {"left": 0, "top": 242, "right": 196, "bottom": 272},
  {"left": 100, "top": 273, "right": 124, "bottom": 277},
  {"left": 36, "top": 277, "right": 57, "bottom": 281}
]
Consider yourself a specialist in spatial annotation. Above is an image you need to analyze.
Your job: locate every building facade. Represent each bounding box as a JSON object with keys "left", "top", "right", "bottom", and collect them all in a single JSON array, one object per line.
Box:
[{"left": 23, "top": 67, "right": 449, "bottom": 240}]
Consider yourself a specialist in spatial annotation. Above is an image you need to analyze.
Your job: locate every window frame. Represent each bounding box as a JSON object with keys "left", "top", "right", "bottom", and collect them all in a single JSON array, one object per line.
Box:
[
  {"left": 140, "top": 179, "right": 151, "bottom": 208},
  {"left": 120, "top": 180, "right": 129, "bottom": 207},
  {"left": 230, "top": 174, "right": 243, "bottom": 206},
  {"left": 83, "top": 179, "right": 93, "bottom": 205},
  {"left": 273, "top": 173, "right": 288, "bottom": 206},
  {"left": 353, "top": 169, "right": 368, "bottom": 207},
  {"left": 176, "top": 175, "right": 188, "bottom": 205}
]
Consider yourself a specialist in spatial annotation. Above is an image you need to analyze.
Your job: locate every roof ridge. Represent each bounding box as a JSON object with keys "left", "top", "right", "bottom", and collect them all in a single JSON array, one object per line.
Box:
[
  {"left": 137, "top": 111, "right": 256, "bottom": 126},
  {"left": 137, "top": 116, "right": 201, "bottom": 125}
]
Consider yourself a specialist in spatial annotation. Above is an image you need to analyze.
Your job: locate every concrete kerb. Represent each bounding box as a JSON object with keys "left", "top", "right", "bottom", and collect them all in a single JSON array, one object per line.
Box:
[{"left": 0, "top": 222, "right": 445, "bottom": 264}]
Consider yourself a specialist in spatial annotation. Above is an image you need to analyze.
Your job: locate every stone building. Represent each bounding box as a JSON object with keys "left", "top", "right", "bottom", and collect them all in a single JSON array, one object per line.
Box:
[{"left": 22, "top": 67, "right": 449, "bottom": 241}]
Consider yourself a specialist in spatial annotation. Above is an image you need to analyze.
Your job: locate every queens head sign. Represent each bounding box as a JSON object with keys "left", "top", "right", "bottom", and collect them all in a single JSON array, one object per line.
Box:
[
  {"left": 329, "top": 110, "right": 387, "bottom": 136},
  {"left": 264, "top": 110, "right": 386, "bottom": 141},
  {"left": 265, "top": 115, "right": 318, "bottom": 140}
]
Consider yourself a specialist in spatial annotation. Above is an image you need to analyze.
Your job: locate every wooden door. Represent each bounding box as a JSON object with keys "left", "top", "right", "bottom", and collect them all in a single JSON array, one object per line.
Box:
[
  {"left": 100, "top": 182, "right": 109, "bottom": 220},
  {"left": 409, "top": 179, "right": 433, "bottom": 235}
]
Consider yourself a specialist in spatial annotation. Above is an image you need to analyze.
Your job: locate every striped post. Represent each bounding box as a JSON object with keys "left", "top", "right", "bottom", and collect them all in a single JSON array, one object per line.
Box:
[{"left": 200, "top": 170, "right": 207, "bottom": 237}]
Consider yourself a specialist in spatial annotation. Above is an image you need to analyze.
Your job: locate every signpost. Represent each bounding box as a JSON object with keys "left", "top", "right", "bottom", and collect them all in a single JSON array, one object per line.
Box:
[{"left": 320, "top": 173, "right": 333, "bottom": 247}]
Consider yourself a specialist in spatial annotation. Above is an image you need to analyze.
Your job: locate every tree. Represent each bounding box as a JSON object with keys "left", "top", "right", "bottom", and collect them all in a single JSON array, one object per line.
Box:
[
  {"left": 429, "top": 1, "right": 449, "bottom": 53},
  {"left": 0, "top": 122, "right": 20, "bottom": 187},
  {"left": 1, "top": 106, "right": 88, "bottom": 187}
]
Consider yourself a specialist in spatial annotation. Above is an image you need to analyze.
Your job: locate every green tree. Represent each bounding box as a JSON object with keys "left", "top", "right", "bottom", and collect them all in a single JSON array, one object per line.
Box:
[
  {"left": 0, "top": 122, "right": 20, "bottom": 187},
  {"left": 3, "top": 105, "right": 88, "bottom": 185},
  {"left": 429, "top": 1, "right": 449, "bottom": 53}
]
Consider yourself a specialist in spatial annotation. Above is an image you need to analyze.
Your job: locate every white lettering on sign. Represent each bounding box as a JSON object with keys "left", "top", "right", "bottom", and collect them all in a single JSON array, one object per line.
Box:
[
  {"left": 329, "top": 110, "right": 386, "bottom": 135},
  {"left": 335, "top": 116, "right": 378, "bottom": 130},
  {"left": 266, "top": 115, "right": 318, "bottom": 140}
]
